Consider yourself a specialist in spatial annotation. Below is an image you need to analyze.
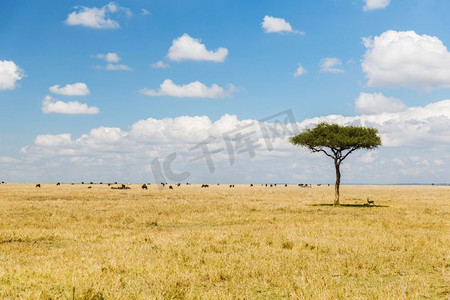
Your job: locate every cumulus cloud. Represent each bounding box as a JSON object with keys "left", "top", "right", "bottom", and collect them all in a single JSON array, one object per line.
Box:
[
  {"left": 49, "top": 82, "right": 90, "bottom": 96},
  {"left": 94, "top": 52, "right": 131, "bottom": 71},
  {"left": 65, "top": 2, "right": 131, "bottom": 29},
  {"left": 320, "top": 57, "right": 344, "bottom": 73},
  {"left": 294, "top": 64, "right": 307, "bottom": 77},
  {"left": 105, "top": 64, "right": 132, "bottom": 71},
  {"left": 15, "top": 99, "right": 450, "bottom": 183},
  {"left": 140, "top": 79, "right": 235, "bottom": 98},
  {"left": 0, "top": 60, "right": 25, "bottom": 90},
  {"left": 261, "top": 16, "right": 303, "bottom": 34},
  {"left": 34, "top": 134, "right": 73, "bottom": 147},
  {"left": 167, "top": 34, "right": 228, "bottom": 62},
  {"left": 151, "top": 61, "right": 170, "bottom": 69},
  {"left": 96, "top": 52, "right": 120, "bottom": 63},
  {"left": 41, "top": 95, "right": 99, "bottom": 115},
  {"left": 355, "top": 92, "right": 407, "bottom": 115},
  {"left": 363, "top": 0, "right": 390, "bottom": 11},
  {"left": 300, "top": 99, "right": 450, "bottom": 147},
  {"left": 362, "top": 30, "right": 450, "bottom": 90}
]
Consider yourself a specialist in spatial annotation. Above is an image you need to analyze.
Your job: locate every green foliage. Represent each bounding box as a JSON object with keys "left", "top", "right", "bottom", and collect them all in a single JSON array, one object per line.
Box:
[{"left": 290, "top": 122, "right": 381, "bottom": 162}]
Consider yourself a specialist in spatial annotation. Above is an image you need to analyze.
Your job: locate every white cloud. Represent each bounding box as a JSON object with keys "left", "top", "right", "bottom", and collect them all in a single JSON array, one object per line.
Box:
[
  {"left": 294, "top": 64, "right": 307, "bottom": 77},
  {"left": 141, "top": 9, "right": 150, "bottom": 16},
  {"left": 0, "top": 60, "right": 25, "bottom": 90},
  {"left": 261, "top": 16, "right": 304, "bottom": 35},
  {"left": 15, "top": 99, "right": 450, "bottom": 183},
  {"left": 65, "top": 2, "right": 131, "bottom": 29},
  {"left": 151, "top": 61, "right": 170, "bottom": 69},
  {"left": 363, "top": 0, "right": 390, "bottom": 11},
  {"left": 41, "top": 95, "right": 99, "bottom": 115},
  {"left": 105, "top": 64, "right": 132, "bottom": 71},
  {"left": 140, "top": 79, "right": 235, "bottom": 98},
  {"left": 300, "top": 99, "right": 450, "bottom": 147},
  {"left": 362, "top": 30, "right": 450, "bottom": 90},
  {"left": 355, "top": 92, "right": 407, "bottom": 115},
  {"left": 167, "top": 34, "right": 228, "bottom": 62},
  {"left": 49, "top": 82, "right": 90, "bottom": 96},
  {"left": 0, "top": 156, "right": 20, "bottom": 164},
  {"left": 35, "top": 134, "right": 73, "bottom": 147},
  {"left": 96, "top": 52, "right": 120, "bottom": 63},
  {"left": 320, "top": 57, "right": 344, "bottom": 73},
  {"left": 94, "top": 52, "right": 131, "bottom": 71}
]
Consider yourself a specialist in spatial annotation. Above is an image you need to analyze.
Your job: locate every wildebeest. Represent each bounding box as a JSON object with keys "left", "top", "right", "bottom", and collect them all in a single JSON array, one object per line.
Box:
[
  {"left": 177, "top": 183, "right": 181, "bottom": 187},
  {"left": 285, "top": 184, "right": 288, "bottom": 187},
  {"left": 250, "top": 184, "right": 253, "bottom": 187},
  {"left": 169, "top": 185, "right": 173, "bottom": 189},
  {"left": 142, "top": 184, "right": 148, "bottom": 190},
  {"left": 229, "top": 184, "right": 235, "bottom": 188},
  {"left": 111, "top": 184, "right": 131, "bottom": 190},
  {"left": 201, "top": 184, "right": 209, "bottom": 188},
  {"left": 88, "top": 186, "right": 92, "bottom": 189},
  {"left": 56, "top": 182, "right": 60, "bottom": 186},
  {"left": 36, "top": 184, "right": 41, "bottom": 188}
]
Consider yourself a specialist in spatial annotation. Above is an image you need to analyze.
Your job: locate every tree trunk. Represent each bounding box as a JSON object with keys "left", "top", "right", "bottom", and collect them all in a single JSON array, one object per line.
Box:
[{"left": 334, "top": 161, "right": 341, "bottom": 206}]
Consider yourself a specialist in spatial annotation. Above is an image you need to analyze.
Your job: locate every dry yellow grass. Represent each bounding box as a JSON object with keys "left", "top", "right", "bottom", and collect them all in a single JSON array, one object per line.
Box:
[{"left": 0, "top": 183, "right": 449, "bottom": 299}]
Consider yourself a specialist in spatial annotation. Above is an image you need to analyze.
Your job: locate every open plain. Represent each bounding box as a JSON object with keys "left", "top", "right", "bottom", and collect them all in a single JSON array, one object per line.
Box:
[{"left": 0, "top": 184, "right": 449, "bottom": 299}]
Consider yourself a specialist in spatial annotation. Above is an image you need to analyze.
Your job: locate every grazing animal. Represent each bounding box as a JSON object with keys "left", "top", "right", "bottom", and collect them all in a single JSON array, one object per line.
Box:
[
  {"left": 229, "top": 184, "right": 235, "bottom": 188},
  {"left": 250, "top": 184, "right": 253, "bottom": 187},
  {"left": 142, "top": 184, "right": 148, "bottom": 190},
  {"left": 177, "top": 183, "right": 181, "bottom": 187},
  {"left": 108, "top": 183, "right": 111, "bottom": 186},
  {"left": 367, "top": 198, "right": 375, "bottom": 206},
  {"left": 169, "top": 185, "right": 173, "bottom": 189},
  {"left": 285, "top": 184, "right": 288, "bottom": 187},
  {"left": 88, "top": 186, "right": 92, "bottom": 189},
  {"left": 56, "top": 182, "right": 60, "bottom": 186},
  {"left": 201, "top": 184, "right": 209, "bottom": 188},
  {"left": 270, "top": 184, "right": 273, "bottom": 187},
  {"left": 36, "top": 184, "right": 41, "bottom": 188}
]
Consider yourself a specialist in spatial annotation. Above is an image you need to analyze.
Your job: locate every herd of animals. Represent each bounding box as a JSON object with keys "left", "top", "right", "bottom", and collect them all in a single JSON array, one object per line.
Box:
[
  {"left": 29, "top": 182, "right": 323, "bottom": 190},
  {"left": 0, "top": 181, "right": 384, "bottom": 204}
]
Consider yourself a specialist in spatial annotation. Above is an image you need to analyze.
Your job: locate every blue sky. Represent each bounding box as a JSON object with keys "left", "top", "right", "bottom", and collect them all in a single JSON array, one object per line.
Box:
[{"left": 1, "top": 0, "right": 450, "bottom": 184}]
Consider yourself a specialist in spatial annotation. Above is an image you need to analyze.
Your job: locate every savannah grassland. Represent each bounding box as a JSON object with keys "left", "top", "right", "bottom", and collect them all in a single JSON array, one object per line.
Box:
[{"left": 0, "top": 184, "right": 448, "bottom": 299}]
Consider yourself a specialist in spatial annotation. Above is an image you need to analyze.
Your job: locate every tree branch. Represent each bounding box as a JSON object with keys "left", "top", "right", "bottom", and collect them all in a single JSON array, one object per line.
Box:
[
  {"left": 311, "top": 147, "right": 335, "bottom": 160},
  {"left": 340, "top": 147, "right": 358, "bottom": 162}
]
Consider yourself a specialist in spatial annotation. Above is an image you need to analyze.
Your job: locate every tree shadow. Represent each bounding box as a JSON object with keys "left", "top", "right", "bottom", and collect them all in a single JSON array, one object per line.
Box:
[{"left": 310, "top": 203, "right": 389, "bottom": 208}]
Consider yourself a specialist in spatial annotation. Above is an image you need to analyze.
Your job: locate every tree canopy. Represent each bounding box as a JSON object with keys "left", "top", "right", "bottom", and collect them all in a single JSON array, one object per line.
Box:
[{"left": 290, "top": 122, "right": 381, "bottom": 205}]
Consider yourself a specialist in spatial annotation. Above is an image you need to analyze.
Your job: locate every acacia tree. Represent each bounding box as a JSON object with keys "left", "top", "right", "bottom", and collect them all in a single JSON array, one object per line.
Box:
[{"left": 290, "top": 122, "right": 381, "bottom": 206}]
